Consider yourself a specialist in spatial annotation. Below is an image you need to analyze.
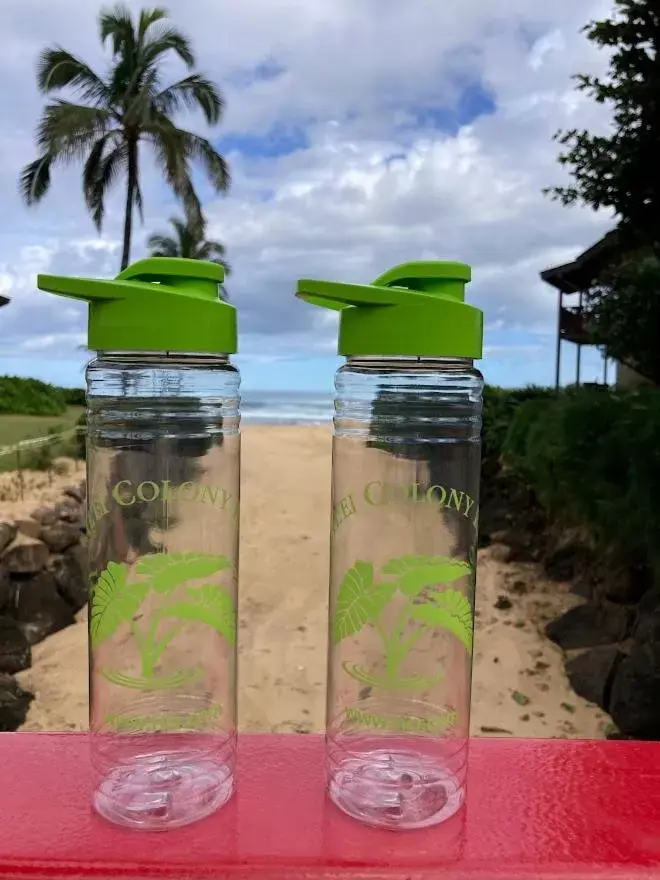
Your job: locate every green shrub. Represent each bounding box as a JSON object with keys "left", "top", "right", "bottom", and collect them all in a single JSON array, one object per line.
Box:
[
  {"left": 59, "top": 387, "right": 86, "bottom": 407},
  {"left": 0, "top": 376, "right": 65, "bottom": 415},
  {"left": 504, "top": 388, "right": 660, "bottom": 572},
  {"left": 481, "top": 384, "right": 556, "bottom": 469}
]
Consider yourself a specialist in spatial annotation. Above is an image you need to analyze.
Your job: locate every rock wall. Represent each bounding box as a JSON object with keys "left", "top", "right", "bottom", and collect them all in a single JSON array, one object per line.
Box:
[
  {"left": 480, "top": 473, "right": 658, "bottom": 739},
  {"left": 0, "top": 481, "right": 87, "bottom": 730}
]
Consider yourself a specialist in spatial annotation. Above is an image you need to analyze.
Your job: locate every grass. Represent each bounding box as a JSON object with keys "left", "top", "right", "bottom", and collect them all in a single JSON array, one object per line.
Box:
[{"left": 0, "top": 407, "right": 84, "bottom": 471}]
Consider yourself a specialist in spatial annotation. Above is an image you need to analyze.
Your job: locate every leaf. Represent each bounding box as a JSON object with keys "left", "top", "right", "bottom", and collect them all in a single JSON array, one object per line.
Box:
[
  {"left": 163, "top": 584, "right": 236, "bottom": 645},
  {"left": 333, "top": 562, "right": 395, "bottom": 645},
  {"left": 409, "top": 588, "right": 474, "bottom": 653},
  {"left": 382, "top": 555, "right": 472, "bottom": 596},
  {"left": 90, "top": 562, "right": 148, "bottom": 648},
  {"left": 136, "top": 552, "right": 231, "bottom": 593}
]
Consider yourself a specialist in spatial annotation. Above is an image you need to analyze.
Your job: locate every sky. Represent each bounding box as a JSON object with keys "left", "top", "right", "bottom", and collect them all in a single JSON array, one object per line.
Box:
[{"left": 0, "top": 0, "right": 617, "bottom": 392}]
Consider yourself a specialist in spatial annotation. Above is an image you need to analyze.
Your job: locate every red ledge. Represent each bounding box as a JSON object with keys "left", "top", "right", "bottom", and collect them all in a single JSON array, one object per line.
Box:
[{"left": 0, "top": 734, "right": 659, "bottom": 879}]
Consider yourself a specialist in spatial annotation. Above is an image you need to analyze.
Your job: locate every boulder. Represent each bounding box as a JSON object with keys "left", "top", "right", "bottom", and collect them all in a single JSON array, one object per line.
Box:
[
  {"left": 15, "top": 518, "right": 41, "bottom": 540},
  {"left": 13, "top": 572, "right": 75, "bottom": 645},
  {"left": 602, "top": 563, "right": 653, "bottom": 605},
  {"left": 0, "top": 522, "right": 16, "bottom": 554},
  {"left": 0, "top": 565, "right": 11, "bottom": 613},
  {"left": 63, "top": 483, "right": 85, "bottom": 504},
  {"left": 632, "top": 590, "right": 660, "bottom": 644},
  {"left": 610, "top": 641, "right": 660, "bottom": 738},
  {"left": 565, "top": 646, "right": 623, "bottom": 711},
  {"left": 2, "top": 535, "right": 48, "bottom": 575},
  {"left": 543, "top": 536, "right": 592, "bottom": 583},
  {"left": 31, "top": 507, "right": 58, "bottom": 526},
  {"left": 49, "top": 551, "right": 87, "bottom": 612},
  {"left": 40, "top": 522, "right": 81, "bottom": 553},
  {"left": 55, "top": 500, "right": 82, "bottom": 524},
  {"left": 545, "top": 601, "right": 633, "bottom": 650},
  {"left": 0, "top": 674, "right": 33, "bottom": 731},
  {"left": 0, "top": 618, "right": 31, "bottom": 674}
]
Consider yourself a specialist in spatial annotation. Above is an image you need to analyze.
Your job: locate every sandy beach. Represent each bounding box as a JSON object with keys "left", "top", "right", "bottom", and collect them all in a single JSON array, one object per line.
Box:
[{"left": 16, "top": 426, "right": 610, "bottom": 738}]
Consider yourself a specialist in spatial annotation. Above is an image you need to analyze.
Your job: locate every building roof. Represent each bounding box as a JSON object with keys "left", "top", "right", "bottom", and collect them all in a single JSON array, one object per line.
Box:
[{"left": 541, "top": 229, "right": 621, "bottom": 294}]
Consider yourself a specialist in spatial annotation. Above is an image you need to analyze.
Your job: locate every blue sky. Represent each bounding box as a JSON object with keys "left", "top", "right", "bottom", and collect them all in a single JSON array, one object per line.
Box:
[{"left": 0, "top": 0, "right": 615, "bottom": 391}]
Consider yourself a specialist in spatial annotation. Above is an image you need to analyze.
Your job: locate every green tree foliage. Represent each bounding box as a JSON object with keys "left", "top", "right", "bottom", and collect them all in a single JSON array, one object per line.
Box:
[
  {"left": 586, "top": 254, "right": 660, "bottom": 384},
  {"left": 20, "top": 4, "right": 230, "bottom": 270},
  {"left": 147, "top": 215, "right": 230, "bottom": 298},
  {"left": 504, "top": 388, "right": 660, "bottom": 575},
  {"left": 0, "top": 377, "right": 65, "bottom": 415},
  {"left": 548, "top": 1, "right": 660, "bottom": 248}
]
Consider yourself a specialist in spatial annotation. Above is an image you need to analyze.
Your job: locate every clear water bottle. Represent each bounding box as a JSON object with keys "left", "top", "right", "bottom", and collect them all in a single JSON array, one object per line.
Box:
[
  {"left": 38, "top": 258, "right": 240, "bottom": 830},
  {"left": 297, "top": 262, "right": 483, "bottom": 830}
]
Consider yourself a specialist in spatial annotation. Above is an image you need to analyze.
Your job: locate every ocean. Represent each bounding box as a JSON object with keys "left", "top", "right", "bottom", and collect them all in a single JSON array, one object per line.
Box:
[{"left": 241, "top": 390, "right": 333, "bottom": 425}]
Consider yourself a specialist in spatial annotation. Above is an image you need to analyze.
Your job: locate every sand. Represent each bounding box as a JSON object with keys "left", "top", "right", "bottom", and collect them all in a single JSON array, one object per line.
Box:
[{"left": 16, "top": 427, "right": 611, "bottom": 738}]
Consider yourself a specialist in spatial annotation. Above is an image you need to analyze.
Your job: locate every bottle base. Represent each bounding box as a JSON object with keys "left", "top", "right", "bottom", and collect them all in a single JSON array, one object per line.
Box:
[
  {"left": 94, "top": 755, "right": 234, "bottom": 830},
  {"left": 328, "top": 749, "right": 464, "bottom": 830}
]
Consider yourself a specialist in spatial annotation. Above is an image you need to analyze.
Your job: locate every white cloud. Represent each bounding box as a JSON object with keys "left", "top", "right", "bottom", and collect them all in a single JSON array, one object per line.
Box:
[{"left": 0, "top": 0, "right": 616, "bottom": 378}]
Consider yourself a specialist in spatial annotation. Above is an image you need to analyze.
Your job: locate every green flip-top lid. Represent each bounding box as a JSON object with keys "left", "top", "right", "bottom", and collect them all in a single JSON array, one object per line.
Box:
[
  {"left": 37, "top": 257, "right": 236, "bottom": 354},
  {"left": 297, "top": 260, "right": 482, "bottom": 358}
]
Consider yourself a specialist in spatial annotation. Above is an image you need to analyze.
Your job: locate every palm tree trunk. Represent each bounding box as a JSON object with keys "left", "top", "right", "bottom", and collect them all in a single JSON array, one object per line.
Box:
[{"left": 121, "top": 139, "right": 138, "bottom": 271}]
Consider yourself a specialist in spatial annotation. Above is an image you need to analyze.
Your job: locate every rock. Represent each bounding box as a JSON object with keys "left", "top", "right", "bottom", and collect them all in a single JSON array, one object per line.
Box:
[
  {"left": 2, "top": 535, "right": 48, "bottom": 575},
  {"left": 55, "top": 500, "right": 82, "bottom": 524},
  {"left": 0, "top": 674, "right": 33, "bottom": 731},
  {"left": 565, "top": 646, "right": 623, "bottom": 710},
  {"left": 543, "top": 536, "right": 592, "bottom": 582},
  {"left": 545, "top": 601, "right": 633, "bottom": 650},
  {"left": 632, "top": 590, "right": 660, "bottom": 644},
  {"left": 603, "top": 564, "right": 653, "bottom": 605},
  {"left": 48, "top": 552, "right": 87, "bottom": 612},
  {"left": 64, "top": 483, "right": 85, "bottom": 503},
  {"left": 0, "top": 522, "right": 16, "bottom": 554},
  {"left": 31, "top": 507, "right": 58, "bottom": 526},
  {"left": 13, "top": 572, "right": 75, "bottom": 645},
  {"left": 0, "top": 565, "right": 11, "bottom": 613},
  {"left": 610, "top": 641, "right": 660, "bottom": 738},
  {"left": 15, "top": 518, "right": 41, "bottom": 540},
  {"left": 570, "top": 581, "right": 593, "bottom": 601},
  {"left": 488, "top": 544, "right": 511, "bottom": 564},
  {"left": 40, "top": 522, "right": 81, "bottom": 553},
  {"left": 498, "top": 529, "right": 538, "bottom": 563},
  {"left": 0, "top": 618, "right": 31, "bottom": 674}
]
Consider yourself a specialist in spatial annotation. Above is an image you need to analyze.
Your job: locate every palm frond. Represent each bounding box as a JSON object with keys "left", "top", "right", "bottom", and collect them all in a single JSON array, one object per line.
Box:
[
  {"left": 145, "top": 119, "right": 203, "bottom": 226},
  {"left": 37, "top": 101, "right": 115, "bottom": 159},
  {"left": 99, "top": 3, "right": 136, "bottom": 56},
  {"left": 146, "top": 232, "right": 179, "bottom": 256},
  {"left": 138, "top": 8, "right": 168, "bottom": 41},
  {"left": 134, "top": 179, "right": 144, "bottom": 223},
  {"left": 37, "top": 48, "right": 110, "bottom": 105},
  {"left": 19, "top": 155, "right": 53, "bottom": 205},
  {"left": 83, "top": 136, "right": 126, "bottom": 229},
  {"left": 141, "top": 25, "right": 195, "bottom": 69},
  {"left": 155, "top": 74, "right": 223, "bottom": 124},
  {"left": 178, "top": 129, "right": 231, "bottom": 192},
  {"left": 197, "top": 240, "right": 227, "bottom": 259}
]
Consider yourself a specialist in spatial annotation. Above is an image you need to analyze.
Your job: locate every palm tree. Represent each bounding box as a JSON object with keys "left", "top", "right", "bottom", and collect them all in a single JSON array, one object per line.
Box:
[
  {"left": 147, "top": 215, "right": 231, "bottom": 298},
  {"left": 20, "top": 5, "right": 230, "bottom": 270}
]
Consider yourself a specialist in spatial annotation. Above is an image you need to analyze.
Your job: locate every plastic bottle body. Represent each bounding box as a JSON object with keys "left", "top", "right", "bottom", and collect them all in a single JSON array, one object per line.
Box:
[
  {"left": 327, "top": 357, "right": 483, "bottom": 830},
  {"left": 86, "top": 352, "right": 240, "bottom": 830}
]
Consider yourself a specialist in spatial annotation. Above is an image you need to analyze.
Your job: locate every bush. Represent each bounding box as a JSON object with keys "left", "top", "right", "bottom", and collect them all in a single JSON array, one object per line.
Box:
[
  {"left": 503, "top": 388, "right": 660, "bottom": 573},
  {"left": 59, "top": 387, "right": 86, "bottom": 407},
  {"left": 481, "top": 384, "right": 557, "bottom": 471},
  {"left": 0, "top": 377, "right": 65, "bottom": 415}
]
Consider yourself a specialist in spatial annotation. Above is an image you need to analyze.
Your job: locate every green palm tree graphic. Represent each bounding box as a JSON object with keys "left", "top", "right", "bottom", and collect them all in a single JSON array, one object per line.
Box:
[
  {"left": 148, "top": 215, "right": 231, "bottom": 299},
  {"left": 91, "top": 553, "right": 235, "bottom": 691},
  {"left": 333, "top": 555, "right": 473, "bottom": 691},
  {"left": 20, "top": 5, "right": 229, "bottom": 270}
]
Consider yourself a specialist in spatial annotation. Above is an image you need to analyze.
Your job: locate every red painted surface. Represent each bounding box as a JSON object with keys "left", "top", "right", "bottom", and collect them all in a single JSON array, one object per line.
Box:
[{"left": 0, "top": 734, "right": 659, "bottom": 879}]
